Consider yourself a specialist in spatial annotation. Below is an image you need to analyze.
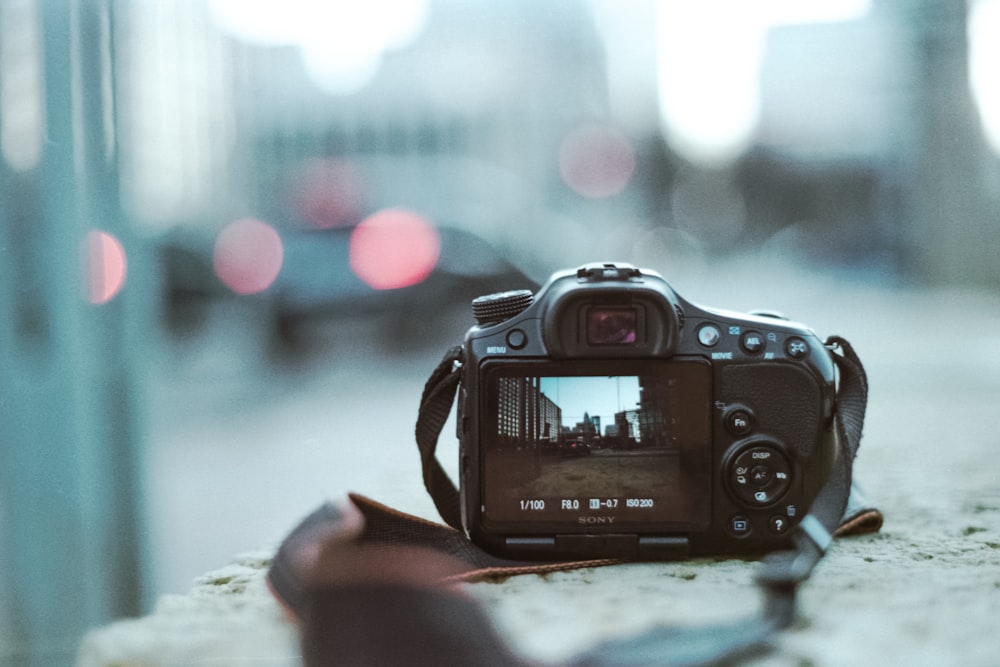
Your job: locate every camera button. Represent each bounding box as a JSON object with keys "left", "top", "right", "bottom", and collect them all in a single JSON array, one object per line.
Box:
[
  {"left": 697, "top": 324, "right": 721, "bottom": 347},
  {"left": 740, "top": 331, "right": 766, "bottom": 354},
  {"left": 506, "top": 328, "right": 528, "bottom": 350},
  {"left": 728, "top": 444, "right": 792, "bottom": 507},
  {"left": 785, "top": 336, "right": 810, "bottom": 359},
  {"left": 729, "top": 516, "right": 752, "bottom": 537},
  {"left": 750, "top": 465, "right": 772, "bottom": 485},
  {"left": 769, "top": 515, "right": 791, "bottom": 535},
  {"left": 725, "top": 408, "right": 754, "bottom": 436}
]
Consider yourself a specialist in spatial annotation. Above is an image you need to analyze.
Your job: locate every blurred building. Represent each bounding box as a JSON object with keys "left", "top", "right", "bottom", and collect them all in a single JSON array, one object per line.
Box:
[
  {"left": 116, "top": 0, "right": 627, "bottom": 273},
  {"left": 110, "top": 0, "right": 999, "bottom": 289},
  {"left": 751, "top": 1, "right": 999, "bottom": 285}
]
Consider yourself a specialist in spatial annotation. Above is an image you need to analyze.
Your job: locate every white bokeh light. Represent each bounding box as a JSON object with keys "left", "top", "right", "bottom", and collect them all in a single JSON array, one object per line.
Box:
[
  {"left": 969, "top": 0, "right": 1000, "bottom": 155},
  {"left": 655, "top": 0, "right": 871, "bottom": 167},
  {"left": 209, "top": 0, "right": 429, "bottom": 95}
]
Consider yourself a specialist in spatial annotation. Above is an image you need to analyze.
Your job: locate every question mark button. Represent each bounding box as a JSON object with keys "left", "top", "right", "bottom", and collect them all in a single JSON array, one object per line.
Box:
[{"left": 769, "top": 515, "right": 790, "bottom": 535}]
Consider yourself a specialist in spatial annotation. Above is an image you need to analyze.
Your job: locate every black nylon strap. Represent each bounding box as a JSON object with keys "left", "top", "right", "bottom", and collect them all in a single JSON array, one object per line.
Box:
[
  {"left": 757, "top": 336, "right": 869, "bottom": 624},
  {"left": 415, "top": 345, "right": 465, "bottom": 529},
  {"left": 302, "top": 585, "right": 538, "bottom": 667}
]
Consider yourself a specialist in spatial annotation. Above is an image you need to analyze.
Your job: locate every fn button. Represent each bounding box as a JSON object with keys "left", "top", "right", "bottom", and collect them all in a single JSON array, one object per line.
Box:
[{"left": 725, "top": 408, "right": 754, "bottom": 436}]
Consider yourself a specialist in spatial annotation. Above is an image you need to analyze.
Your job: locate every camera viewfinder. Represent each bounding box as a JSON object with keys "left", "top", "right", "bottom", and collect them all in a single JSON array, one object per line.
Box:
[{"left": 587, "top": 307, "right": 638, "bottom": 345}]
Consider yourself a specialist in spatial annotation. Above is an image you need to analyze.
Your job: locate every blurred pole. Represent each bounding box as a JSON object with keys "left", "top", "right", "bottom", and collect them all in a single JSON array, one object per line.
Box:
[
  {"left": 899, "top": 0, "right": 998, "bottom": 288},
  {"left": 0, "top": 1, "right": 149, "bottom": 664}
]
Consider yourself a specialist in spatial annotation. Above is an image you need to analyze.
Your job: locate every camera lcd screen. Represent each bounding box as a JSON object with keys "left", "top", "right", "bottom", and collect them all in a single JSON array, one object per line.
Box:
[{"left": 481, "top": 360, "right": 712, "bottom": 529}]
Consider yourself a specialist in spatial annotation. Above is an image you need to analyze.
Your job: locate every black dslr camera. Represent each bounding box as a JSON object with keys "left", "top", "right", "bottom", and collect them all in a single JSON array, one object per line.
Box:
[{"left": 458, "top": 263, "right": 838, "bottom": 560}]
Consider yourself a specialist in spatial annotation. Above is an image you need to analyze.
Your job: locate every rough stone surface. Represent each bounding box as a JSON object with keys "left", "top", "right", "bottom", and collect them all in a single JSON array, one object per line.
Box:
[
  {"left": 78, "top": 551, "right": 299, "bottom": 667},
  {"left": 79, "top": 266, "right": 1000, "bottom": 666}
]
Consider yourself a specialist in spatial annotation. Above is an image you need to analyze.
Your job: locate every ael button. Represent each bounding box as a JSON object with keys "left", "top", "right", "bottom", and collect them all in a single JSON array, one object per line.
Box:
[{"left": 740, "top": 331, "right": 765, "bottom": 354}]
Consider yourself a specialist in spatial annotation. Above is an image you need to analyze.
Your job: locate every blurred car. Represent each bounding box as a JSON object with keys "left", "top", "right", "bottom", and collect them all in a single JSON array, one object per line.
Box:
[
  {"left": 157, "top": 221, "right": 536, "bottom": 357},
  {"left": 559, "top": 440, "right": 592, "bottom": 458}
]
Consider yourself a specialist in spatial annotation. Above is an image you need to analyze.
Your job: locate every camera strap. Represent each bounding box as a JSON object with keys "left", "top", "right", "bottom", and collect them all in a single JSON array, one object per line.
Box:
[{"left": 268, "top": 337, "right": 881, "bottom": 666}]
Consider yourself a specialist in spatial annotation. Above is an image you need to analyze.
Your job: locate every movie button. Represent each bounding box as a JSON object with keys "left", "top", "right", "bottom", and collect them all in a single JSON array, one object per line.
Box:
[
  {"left": 506, "top": 328, "right": 527, "bottom": 350},
  {"left": 725, "top": 408, "right": 754, "bottom": 436},
  {"left": 740, "top": 331, "right": 765, "bottom": 354},
  {"left": 697, "top": 324, "right": 721, "bottom": 347},
  {"left": 785, "top": 336, "right": 810, "bottom": 359},
  {"left": 729, "top": 516, "right": 752, "bottom": 537},
  {"left": 769, "top": 515, "right": 790, "bottom": 535}
]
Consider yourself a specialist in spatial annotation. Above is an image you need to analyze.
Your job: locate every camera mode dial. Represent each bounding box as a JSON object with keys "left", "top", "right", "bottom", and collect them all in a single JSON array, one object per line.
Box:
[{"left": 472, "top": 290, "right": 534, "bottom": 325}]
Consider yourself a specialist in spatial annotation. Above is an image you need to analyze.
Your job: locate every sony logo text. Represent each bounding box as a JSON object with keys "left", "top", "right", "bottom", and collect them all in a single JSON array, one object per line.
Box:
[{"left": 578, "top": 515, "right": 616, "bottom": 525}]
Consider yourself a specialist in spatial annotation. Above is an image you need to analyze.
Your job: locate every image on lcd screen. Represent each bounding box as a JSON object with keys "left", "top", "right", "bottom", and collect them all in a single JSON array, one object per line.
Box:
[{"left": 482, "top": 363, "right": 712, "bottom": 527}]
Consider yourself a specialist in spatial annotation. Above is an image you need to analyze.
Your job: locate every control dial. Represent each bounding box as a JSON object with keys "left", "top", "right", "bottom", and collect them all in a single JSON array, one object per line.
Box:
[{"left": 728, "top": 443, "right": 792, "bottom": 507}]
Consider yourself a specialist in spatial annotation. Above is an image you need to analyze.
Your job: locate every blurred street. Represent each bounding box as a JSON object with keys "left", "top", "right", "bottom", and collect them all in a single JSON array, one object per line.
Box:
[
  {"left": 143, "top": 256, "right": 1000, "bottom": 597},
  {"left": 145, "top": 300, "right": 462, "bottom": 595}
]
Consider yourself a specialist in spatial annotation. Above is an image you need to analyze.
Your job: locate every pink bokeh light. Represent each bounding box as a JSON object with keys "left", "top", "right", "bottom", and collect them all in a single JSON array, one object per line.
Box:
[
  {"left": 292, "top": 158, "right": 367, "bottom": 229},
  {"left": 213, "top": 218, "right": 285, "bottom": 295},
  {"left": 558, "top": 122, "right": 637, "bottom": 199},
  {"left": 84, "top": 230, "right": 128, "bottom": 305},
  {"left": 349, "top": 208, "right": 440, "bottom": 290}
]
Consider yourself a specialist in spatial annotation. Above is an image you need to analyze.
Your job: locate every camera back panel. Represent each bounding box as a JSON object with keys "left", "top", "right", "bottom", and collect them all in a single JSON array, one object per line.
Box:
[{"left": 460, "top": 264, "right": 837, "bottom": 560}]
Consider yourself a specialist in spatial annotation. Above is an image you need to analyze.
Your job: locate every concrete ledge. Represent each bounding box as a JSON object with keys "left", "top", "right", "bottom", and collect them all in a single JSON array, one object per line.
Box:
[
  {"left": 78, "top": 550, "right": 299, "bottom": 667},
  {"left": 78, "top": 514, "right": 1000, "bottom": 667},
  {"left": 79, "top": 278, "right": 1000, "bottom": 666}
]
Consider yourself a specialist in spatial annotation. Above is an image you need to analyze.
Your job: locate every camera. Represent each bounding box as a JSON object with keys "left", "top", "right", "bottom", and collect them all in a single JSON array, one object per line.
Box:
[{"left": 457, "top": 263, "right": 839, "bottom": 560}]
